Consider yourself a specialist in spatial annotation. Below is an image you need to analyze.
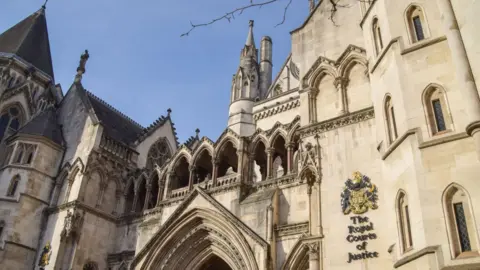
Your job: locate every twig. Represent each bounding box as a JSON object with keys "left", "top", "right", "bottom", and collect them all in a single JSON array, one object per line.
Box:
[{"left": 181, "top": 0, "right": 283, "bottom": 37}]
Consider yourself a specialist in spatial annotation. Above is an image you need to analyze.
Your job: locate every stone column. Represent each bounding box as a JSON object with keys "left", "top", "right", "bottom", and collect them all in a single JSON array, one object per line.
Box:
[
  {"left": 188, "top": 166, "right": 196, "bottom": 190},
  {"left": 157, "top": 180, "right": 165, "bottom": 206},
  {"left": 113, "top": 190, "right": 122, "bottom": 215},
  {"left": 266, "top": 147, "right": 275, "bottom": 179},
  {"left": 308, "top": 88, "right": 319, "bottom": 123},
  {"left": 286, "top": 142, "right": 294, "bottom": 174},
  {"left": 164, "top": 172, "right": 175, "bottom": 199},
  {"left": 266, "top": 205, "right": 274, "bottom": 242},
  {"left": 249, "top": 153, "right": 256, "bottom": 183},
  {"left": 334, "top": 77, "right": 348, "bottom": 115},
  {"left": 237, "top": 148, "right": 245, "bottom": 183},
  {"left": 317, "top": 181, "right": 323, "bottom": 236},
  {"left": 131, "top": 190, "right": 139, "bottom": 213},
  {"left": 307, "top": 184, "right": 313, "bottom": 234},
  {"left": 436, "top": 0, "right": 480, "bottom": 159},
  {"left": 143, "top": 184, "right": 152, "bottom": 211},
  {"left": 308, "top": 243, "right": 320, "bottom": 270},
  {"left": 212, "top": 158, "right": 219, "bottom": 186}
]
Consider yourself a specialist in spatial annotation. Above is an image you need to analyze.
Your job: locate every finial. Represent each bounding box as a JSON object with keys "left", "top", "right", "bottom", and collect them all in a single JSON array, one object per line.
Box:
[
  {"left": 246, "top": 20, "right": 255, "bottom": 46},
  {"left": 42, "top": 0, "right": 48, "bottom": 9},
  {"left": 167, "top": 108, "right": 172, "bottom": 116},
  {"left": 195, "top": 128, "right": 200, "bottom": 138},
  {"left": 249, "top": 20, "right": 254, "bottom": 27},
  {"left": 74, "top": 50, "right": 89, "bottom": 83}
]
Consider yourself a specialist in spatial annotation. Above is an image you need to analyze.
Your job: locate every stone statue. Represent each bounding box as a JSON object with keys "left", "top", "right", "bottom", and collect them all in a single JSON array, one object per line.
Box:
[{"left": 77, "top": 50, "right": 90, "bottom": 73}]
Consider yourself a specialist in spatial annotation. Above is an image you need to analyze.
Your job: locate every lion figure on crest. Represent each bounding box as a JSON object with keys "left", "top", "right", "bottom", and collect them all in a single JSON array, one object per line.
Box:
[{"left": 340, "top": 171, "right": 378, "bottom": 215}]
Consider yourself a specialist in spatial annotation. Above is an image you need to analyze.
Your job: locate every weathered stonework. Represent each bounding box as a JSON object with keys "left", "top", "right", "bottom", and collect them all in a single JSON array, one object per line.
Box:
[{"left": 0, "top": 1, "right": 480, "bottom": 269}]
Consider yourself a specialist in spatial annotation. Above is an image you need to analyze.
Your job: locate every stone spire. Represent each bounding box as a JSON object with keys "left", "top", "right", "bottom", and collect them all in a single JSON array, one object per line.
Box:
[
  {"left": 246, "top": 20, "right": 255, "bottom": 47},
  {"left": 74, "top": 50, "right": 90, "bottom": 84},
  {"left": 0, "top": 6, "right": 54, "bottom": 78}
]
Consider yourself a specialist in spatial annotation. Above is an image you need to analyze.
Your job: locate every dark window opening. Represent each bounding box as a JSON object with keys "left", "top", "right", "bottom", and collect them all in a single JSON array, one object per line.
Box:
[
  {"left": 413, "top": 16, "right": 425, "bottom": 41},
  {"left": 454, "top": 202, "right": 472, "bottom": 252},
  {"left": 432, "top": 99, "right": 446, "bottom": 132}
]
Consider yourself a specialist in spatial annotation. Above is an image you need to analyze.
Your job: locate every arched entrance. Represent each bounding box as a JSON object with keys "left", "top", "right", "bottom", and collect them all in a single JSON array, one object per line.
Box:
[
  {"left": 133, "top": 206, "right": 264, "bottom": 270},
  {"left": 198, "top": 255, "right": 232, "bottom": 270}
]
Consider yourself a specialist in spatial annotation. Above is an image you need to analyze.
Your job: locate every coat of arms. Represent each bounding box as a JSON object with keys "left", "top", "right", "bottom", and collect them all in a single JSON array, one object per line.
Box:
[{"left": 341, "top": 172, "right": 378, "bottom": 215}]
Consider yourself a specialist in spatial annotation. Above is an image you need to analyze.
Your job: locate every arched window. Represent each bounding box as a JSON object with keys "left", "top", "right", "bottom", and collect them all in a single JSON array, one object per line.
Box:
[
  {"left": 372, "top": 18, "right": 384, "bottom": 56},
  {"left": 146, "top": 138, "right": 171, "bottom": 171},
  {"left": 12, "top": 143, "right": 37, "bottom": 165},
  {"left": 7, "top": 175, "right": 20, "bottom": 197},
  {"left": 443, "top": 184, "right": 479, "bottom": 258},
  {"left": 0, "top": 105, "right": 23, "bottom": 141},
  {"left": 384, "top": 95, "right": 398, "bottom": 144},
  {"left": 397, "top": 191, "right": 413, "bottom": 252},
  {"left": 406, "top": 5, "right": 428, "bottom": 43},
  {"left": 423, "top": 85, "right": 452, "bottom": 136}
]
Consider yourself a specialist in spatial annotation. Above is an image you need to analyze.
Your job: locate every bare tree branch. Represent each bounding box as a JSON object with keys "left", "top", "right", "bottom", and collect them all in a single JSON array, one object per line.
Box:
[
  {"left": 181, "top": 0, "right": 283, "bottom": 37},
  {"left": 181, "top": 0, "right": 367, "bottom": 37}
]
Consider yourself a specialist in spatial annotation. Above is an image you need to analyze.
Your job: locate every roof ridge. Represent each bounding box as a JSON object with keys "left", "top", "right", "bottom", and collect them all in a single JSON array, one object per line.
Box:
[{"left": 85, "top": 90, "right": 144, "bottom": 129}]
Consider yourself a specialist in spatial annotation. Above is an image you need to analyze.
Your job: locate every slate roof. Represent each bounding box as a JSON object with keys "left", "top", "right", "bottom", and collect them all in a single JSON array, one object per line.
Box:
[
  {"left": 0, "top": 7, "right": 54, "bottom": 78},
  {"left": 84, "top": 90, "right": 144, "bottom": 145},
  {"left": 15, "top": 106, "right": 63, "bottom": 145}
]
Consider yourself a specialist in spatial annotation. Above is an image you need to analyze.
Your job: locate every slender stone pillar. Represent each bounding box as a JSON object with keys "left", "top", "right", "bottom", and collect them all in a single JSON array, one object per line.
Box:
[
  {"left": 143, "top": 184, "right": 152, "bottom": 211},
  {"left": 308, "top": 88, "right": 319, "bottom": 123},
  {"left": 436, "top": 0, "right": 480, "bottom": 159},
  {"left": 188, "top": 166, "right": 196, "bottom": 190},
  {"left": 157, "top": 180, "right": 164, "bottom": 206},
  {"left": 334, "top": 77, "right": 348, "bottom": 115},
  {"left": 266, "top": 205, "right": 274, "bottom": 242},
  {"left": 163, "top": 172, "right": 174, "bottom": 200},
  {"left": 286, "top": 142, "right": 294, "bottom": 174},
  {"left": 266, "top": 147, "right": 275, "bottom": 179},
  {"left": 95, "top": 182, "right": 107, "bottom": 208},
  {"left": 49, "top": 182, "right": 62, "bottom": 206},
  {"left": 131, "top": 190, "right": 139, "bottom": 213},
  {"left": 113, "top": 190, "right": 122, "bottom": 215},
  {"left": 211, "top": 158, "right": 219, "bottom": 186}
]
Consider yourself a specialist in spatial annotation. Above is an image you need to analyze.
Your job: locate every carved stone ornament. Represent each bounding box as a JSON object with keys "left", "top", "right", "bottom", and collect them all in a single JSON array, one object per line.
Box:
[
  {"left": 61, "top": 208, "right": 85, "bottom": 239},
  {"left": 297, "top": 142, "right": 321, "bottom": 184},
  {"left": 340, "top": 171, "right": 378, "bottom": 215},
  {"left": 38, "top": 242, "right": 52, "bottom": 268}
]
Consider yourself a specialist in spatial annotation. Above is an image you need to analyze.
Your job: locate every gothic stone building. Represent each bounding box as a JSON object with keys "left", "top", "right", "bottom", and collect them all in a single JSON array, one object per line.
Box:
[{"left": 0, "top": 0, "right": 479, "bottom": 269}]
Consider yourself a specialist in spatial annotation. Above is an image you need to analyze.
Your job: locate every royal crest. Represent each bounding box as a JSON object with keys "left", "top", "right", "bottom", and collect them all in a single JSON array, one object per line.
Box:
[{"left": 341, "top": 172, "right": 378, "bottom": 215}]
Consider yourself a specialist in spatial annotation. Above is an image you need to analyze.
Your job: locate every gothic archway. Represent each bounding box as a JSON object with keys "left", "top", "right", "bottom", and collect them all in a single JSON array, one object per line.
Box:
[{"left": 135, "top": 208, "right": 260, "bottom": 270}]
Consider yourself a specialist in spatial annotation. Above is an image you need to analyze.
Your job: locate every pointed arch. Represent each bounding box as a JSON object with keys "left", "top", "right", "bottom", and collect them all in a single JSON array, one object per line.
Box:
[
  {"left": 311, "top": 65, "right": 338, "bottom": 89},
  {"left": 136, "top": 208, "right": 260, "bottom": 270},
  {"left": 338, "top": 51, "right": 368, "bottom": 79},
  {"left": 6, "top": 175, "right": 21, "bottom": 197},
  {"left": 191, "top": 141, "right": 215, "bottom": 166},
  {"left": 372, "top": 17, "right": 384, "bottom": 56},
  {"left": 404, "top": 3, "right": 429, "bottom": 44},
  {"left": 214, "top": 132, "right": 239, "bottom": 154},
  {"left": 0, "top": 102, "right": 26, "bottom": 141},
  {"left": 422, "top": 83, "right": 453, "bottom": 136},
  {"left": 286, "top": 119, "right": 301, "bottom": 144},
  {"left": 396, "top": 190, "right": 413, "bottom": 253},
  {"left": 249, "top": 133, "right": 269, "bottom": 154},
  {"left": 384, "top": 94, "right": 398, "bottom": 144},
  {"left": 281, "top": 238, "right": 309, "bottom": 270},
  {"left": 146, "top": 137, "right": 173, "bottom": 171},
  {"left": 442, "top": 183, "right": 479, "bottom": 258},
  {"left": 167, "top": 147, "right": 193, "bottom": 172},
  {"left": 268, "top": 128, "right": 288, "bottom": 149}
]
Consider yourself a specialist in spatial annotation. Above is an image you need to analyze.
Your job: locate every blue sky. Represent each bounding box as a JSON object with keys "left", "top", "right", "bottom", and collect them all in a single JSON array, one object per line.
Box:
[{"left": 1, "top": 0, "right": 308, "bottom": 142}]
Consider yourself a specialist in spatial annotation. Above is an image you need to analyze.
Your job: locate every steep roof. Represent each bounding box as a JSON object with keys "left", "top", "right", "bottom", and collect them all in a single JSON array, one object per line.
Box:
[
  {"left": 0, "top": 7, "right": 54, "bottom": 78},
  {"left": 84, "top": 90, "right": 144, "bottom": 145},
  {"left": 15, "top": 106, "right": 63, "bottom": 145}
]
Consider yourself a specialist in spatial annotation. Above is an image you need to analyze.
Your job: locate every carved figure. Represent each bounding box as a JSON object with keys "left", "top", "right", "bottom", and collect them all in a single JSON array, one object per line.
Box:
[
  {"left": 38, "top": 242, "right": 52, "bottom": 268},
  {"left": 341, "top": 171, "right": 378, "bottom": 215}
]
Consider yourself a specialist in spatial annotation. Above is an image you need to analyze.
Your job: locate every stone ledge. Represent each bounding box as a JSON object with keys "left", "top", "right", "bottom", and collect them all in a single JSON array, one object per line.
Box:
[{"left": 393, "top": 245, "right": 440, "bottom": 268}]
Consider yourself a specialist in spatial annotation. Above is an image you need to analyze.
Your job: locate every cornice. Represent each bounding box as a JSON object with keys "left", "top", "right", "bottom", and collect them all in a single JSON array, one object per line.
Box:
[
  {"left": 298, "top": 107, "right": 375, "bottom": 139},
  {"left": 254, "top": 99, "right": 300, "bottom": 120}
]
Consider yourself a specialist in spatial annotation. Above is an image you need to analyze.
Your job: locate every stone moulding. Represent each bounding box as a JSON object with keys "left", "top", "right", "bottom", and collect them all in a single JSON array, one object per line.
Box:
[
  {"left": 254, "top": 99, "right": 300, "bottom": 120},
  {"left": 298, "top": 107, "right": 375, "bottom": 139},
  {"left": 253, "top": 174, "right": 298, "bottom": 191},
  {"left": 276, "top": 221, "right": 309, "bottom": 237}
]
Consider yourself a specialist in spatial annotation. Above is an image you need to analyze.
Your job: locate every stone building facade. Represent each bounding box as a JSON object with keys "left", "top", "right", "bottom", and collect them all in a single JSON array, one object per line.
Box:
[{"left": 0, "top": 0, "right": 479, "bottom": 269}]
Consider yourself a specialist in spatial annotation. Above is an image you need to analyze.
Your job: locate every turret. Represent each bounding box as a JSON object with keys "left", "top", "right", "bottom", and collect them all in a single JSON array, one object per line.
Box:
[
  {"left": 228, "top": 20, "right": 260, "bottom": 137},
  {"left": 259, "top": 36, "right": 273, "bottom": 98}
]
